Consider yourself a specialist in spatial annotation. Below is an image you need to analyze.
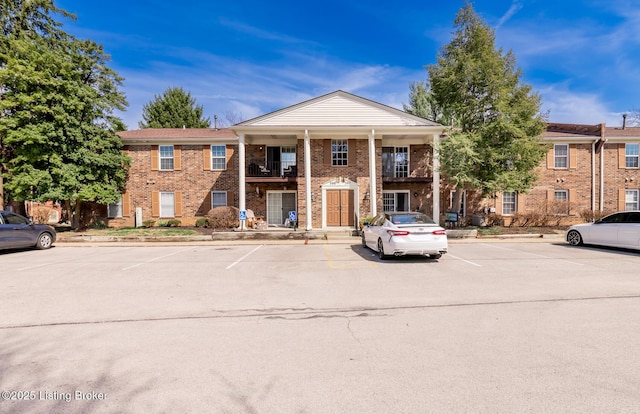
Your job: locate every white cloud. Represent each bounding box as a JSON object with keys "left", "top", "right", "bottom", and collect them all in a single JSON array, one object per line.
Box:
[
  {"left": 496, "top": 1, "right": 523, "bottom": 30},
  {"left": 539, "top": 86, "right": 624, "bottom": 126}
]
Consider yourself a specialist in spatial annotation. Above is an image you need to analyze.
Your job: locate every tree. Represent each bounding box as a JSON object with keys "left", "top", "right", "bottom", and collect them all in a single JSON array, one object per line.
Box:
[
  {"left": 139, "top": 87, "right": 211, "bottom": 128},
  {"left": 403, "top": 81, "right": 454, "bottom": 126},
  {"left": 0, "top": 0, "right": 129, "bottom": 226},
  {"left": 426, "top": 2, "right": 547, "bottom": 211}
]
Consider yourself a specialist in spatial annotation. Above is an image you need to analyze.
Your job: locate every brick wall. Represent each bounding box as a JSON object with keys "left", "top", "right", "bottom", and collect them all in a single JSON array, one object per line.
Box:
[{"left": 109, "top": 144, "right": 239, "bottom": 227}]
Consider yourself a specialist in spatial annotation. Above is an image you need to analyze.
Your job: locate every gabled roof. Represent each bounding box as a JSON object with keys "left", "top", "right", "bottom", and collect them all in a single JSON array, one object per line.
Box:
[{"left": 236, "top": 90, "right": 441, "bottom": 128}]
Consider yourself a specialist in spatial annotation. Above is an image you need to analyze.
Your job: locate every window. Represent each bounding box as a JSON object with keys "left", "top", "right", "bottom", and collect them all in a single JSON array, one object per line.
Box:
[
  {"left": 383, "top": 191, "right": 409, "bottom": 212},
  {"left": 331, "top": 139, "right": 348, "bottom": 166},
  {"left": 159, "top": 145, "right": 174, "bottom": 170},
  {"left": 626, "top": 144, "right": 639, "bottom": 168},
  {"left": 281, "top": 146, "right": 296, "bottom": 170},
  {"left": 502, "top": 192, "right": 517, "bottom": 215},
  {"left": 554, "top": 144, "right": 568, "bottom": 169},
  {"left": 626, "top": 190, "right": 639, "bottom": 211},
  {"left": 108, "top": 198, "right": 123, "bottom": 218},
  {"left": 160, "top": 192, "right": 175, "bottom": 217},
  {"left": 553, "top": 190, "right": 569, "bottom": 215},
  {"left": 382, "top": 147, "right": 409, "bottom": 177},
  {"left": 211, "top": 145, "right": 226, "bottom": 170},
  {"left": 212, "top": 191, "right": 227, "bottom": 208}
]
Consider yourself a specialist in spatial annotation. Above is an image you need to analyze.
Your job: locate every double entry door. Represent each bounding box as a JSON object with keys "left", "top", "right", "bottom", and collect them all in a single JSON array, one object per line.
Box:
[{"left": 326, "top": 190, "right": 354, "bottom": 227}]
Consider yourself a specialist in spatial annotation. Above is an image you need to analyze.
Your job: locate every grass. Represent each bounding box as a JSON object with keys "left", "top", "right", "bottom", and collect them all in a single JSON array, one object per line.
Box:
[{"left": 66, "top": 227, "right": 199, "bottom": 237}]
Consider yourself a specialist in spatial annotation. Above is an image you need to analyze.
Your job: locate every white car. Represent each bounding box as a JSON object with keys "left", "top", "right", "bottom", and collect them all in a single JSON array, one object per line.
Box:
[
  {"left": 566, "top": 211, "right": 640, "bottom": 250},
  {"left": 361, "top": 212, "right": 448, "bottom": 260}
]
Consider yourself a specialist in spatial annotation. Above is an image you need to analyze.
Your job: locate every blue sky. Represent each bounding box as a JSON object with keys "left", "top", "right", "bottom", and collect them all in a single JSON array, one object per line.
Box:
[{"left": 55, "top": 0, "right": 640, "bottom": 129}]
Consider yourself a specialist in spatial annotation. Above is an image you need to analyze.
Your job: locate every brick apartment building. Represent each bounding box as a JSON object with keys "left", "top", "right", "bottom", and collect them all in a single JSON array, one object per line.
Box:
[
  {"left": 114, "top": 90, "right": 445, "bottom": 230},
  {"left": 111, "top": 91, "right": 640, "bottom": 229}
]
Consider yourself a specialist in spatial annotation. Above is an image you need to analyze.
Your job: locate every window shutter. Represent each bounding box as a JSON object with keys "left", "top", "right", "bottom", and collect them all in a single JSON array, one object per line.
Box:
[
  {"left": 323, "top": 140, "right": 331, "bottom": 165},
  {"left": 151, "top": 146, "right": 159, "bottom": 170},
  {"left": 495, "top": 193, "right": 503, "bottom": 215},
  {"left": 122, "top": 192, "right": 131, "bottom": 217},
  {"left": 226, "top": 146, "right": 234, "bottom": 170},
  {"left": 348, "top": 139, "right": 356, "bottom": 165},
  {"left": 517, "top": 193, "right": 527, "bottom": 212},
  {"left": 619, "top": 144, "right": 626, "bottom": 169},
  {"left": 174, "top": 145, "right": 182, "bottom": 170},
  {"left": 151, "top": 191, "right": 160, "bottom": 217},
  {"left": 546, "top": 189, "right": 555, "bottom": 201},
  {"left": 569, "top": 144, "right": 577, "bottom": 169},
  {"left": 569, "top": 189, "right": 576, "bottom": 215},
  {"left": 546, "top": 148, "right": 554, "bottom": 169},
  {"left": 174, "top": 191, "right": 183, "bottom": 217},
  {"left": 203, "top": 191, "right": 212, "bottom": 212},
  {"left": 203, "top": 146, "right": 211, "bottom": 170},
  {"left": 227, "top": 191, "right": 234, "bottom": 207},
  {"left": 619, "top": 189, "right": 626, "bottom": 211}
]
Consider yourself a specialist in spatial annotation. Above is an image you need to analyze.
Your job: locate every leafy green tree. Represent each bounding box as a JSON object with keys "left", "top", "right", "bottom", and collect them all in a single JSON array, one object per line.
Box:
[
  {"left": 403, "top": 81, "right": 454, "bottom": 126},
  {"left": 139, "top": 87, "right": 211, "bottom": 128},
  {"left": 426, "top": 2, "right": 547, "bottom": 210},
  {"left": 0, "top": 0, "right": 129, "bottom": 226}
]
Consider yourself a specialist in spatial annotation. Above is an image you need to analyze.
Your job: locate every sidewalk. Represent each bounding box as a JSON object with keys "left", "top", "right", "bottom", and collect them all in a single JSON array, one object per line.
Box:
[{"left": 54, "top": 228, "right": 566, "bottom": 246}]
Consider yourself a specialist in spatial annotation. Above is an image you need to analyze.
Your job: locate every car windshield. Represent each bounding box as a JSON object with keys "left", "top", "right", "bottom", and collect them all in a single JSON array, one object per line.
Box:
[{"left": 389, "top": 214, "right": 435, "bottom": 225}]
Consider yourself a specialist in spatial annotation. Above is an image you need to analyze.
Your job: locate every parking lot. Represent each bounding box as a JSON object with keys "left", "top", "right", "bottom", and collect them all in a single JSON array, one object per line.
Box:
[{"left": 2, "top": 240, "right": 640, "bottom": 413}]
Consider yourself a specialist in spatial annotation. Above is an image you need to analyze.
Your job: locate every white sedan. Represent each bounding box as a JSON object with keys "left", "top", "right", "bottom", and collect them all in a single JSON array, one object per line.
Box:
[
  {"left": 361, "top": 212, "right": 448, "bottom": 260},
  {"left": 566, "top": 211, "right": 640, "bottom": 250}
]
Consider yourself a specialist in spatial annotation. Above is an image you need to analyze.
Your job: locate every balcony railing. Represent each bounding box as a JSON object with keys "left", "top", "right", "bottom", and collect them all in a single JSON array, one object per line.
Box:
[{"left": 247, "top": 161, "right": 297, "bottom": 177}]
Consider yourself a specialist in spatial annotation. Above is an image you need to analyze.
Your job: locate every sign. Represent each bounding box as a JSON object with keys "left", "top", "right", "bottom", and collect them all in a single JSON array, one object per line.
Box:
[
  {"left": 239, "top": 210, "right": 247, "bottom": 221},
  {"left": 288, "top": 211, "right": 297, "bottom": 222},
  {"left": 445, "top": 211, "right": 458, "bottom": 223}
]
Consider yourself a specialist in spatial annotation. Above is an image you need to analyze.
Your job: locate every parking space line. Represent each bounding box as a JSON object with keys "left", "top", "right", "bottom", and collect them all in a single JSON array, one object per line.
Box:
[
  {"left": 16, "top": 262, "right": 51, "bottom": 271},
  {"left": 323, "top": 245, "right": 377, "bottom": 269},
  {"left": 447, "top": 254, "right": 482, "bottom": 267},
  {"left": 122, "top": 248, "right": 189, "bottom": 270},
  {"left": 226, "top": 245, "right": 263, "bottom": 270},
  {"left": 478, "top": 243, "right": 584, "bottom": 266}
]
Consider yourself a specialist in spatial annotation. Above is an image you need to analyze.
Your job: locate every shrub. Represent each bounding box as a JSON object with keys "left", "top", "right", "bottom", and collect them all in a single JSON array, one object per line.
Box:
[
  {"left": 195, "top": 217, "right": 210, "bottom": 228},
  {"left": 207, "top": 206, "right": 240, "bottom": 229},
  {"left": 579, "top": 209, "right": 611, "bottom": 223},
  {"left": 142, "top": 219, "right": 156, "bottom": 228},
  {"left": 485, "top": 213, "right": 503, "bottom": 226},
  {"left": 89, "top": 219, "right": 108, "bottom": 229},
  {"left": 167, "top": 219, "right": 181, "bottom": 227},
  {"left": 32, "top": 206, "right": 52, "bottom": 224}
]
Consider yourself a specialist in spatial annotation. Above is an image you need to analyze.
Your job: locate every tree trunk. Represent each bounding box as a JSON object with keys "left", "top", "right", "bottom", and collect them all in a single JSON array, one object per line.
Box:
[
  {"left": 0, "top": 174, "right": 3, "bottom": 210},
  {"left": 451, "top": 188, "right": 463, "bottom": 215}
]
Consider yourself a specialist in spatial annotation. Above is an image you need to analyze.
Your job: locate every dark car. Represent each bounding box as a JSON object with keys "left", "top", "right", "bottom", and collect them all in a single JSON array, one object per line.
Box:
[{"left": 0, "top": 210, "right": 56, "bottom": 250}]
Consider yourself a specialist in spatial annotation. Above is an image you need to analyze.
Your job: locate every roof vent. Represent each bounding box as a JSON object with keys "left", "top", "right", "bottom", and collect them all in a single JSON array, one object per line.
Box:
[{"left": 623, "top": 114, "right": 627, "bottom": 130}]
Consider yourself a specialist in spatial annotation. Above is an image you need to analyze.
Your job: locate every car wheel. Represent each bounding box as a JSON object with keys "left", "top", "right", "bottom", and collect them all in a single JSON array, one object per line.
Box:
[
  {"left": 567, "top": 230, "right": 583, "bottom": 246},
  {"left": 377, "top": 239, "right": 388, "bottom": 260},
  {"left": 361, "top": 232, "right": 367, "bottom": 248},
  {"left": 36, "top": 232, "right": 53, "bottom": 250},
  {"left": 430, "top": 254, "right": 442, "bottom": 260}
]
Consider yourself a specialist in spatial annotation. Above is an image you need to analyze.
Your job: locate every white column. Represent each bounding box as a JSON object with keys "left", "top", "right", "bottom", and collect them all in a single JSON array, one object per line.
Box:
[
  {"left": 368, "top": 130, "right": 377, "bottom": 216},
  {"left": 304, "top": 130, "right": 312, "bottom": 231},
  {"left": 238, "top": 134, "right": 247, "bottom": 229},
  {"left": 432, "top": 134, "right": 441, "bottom": 223}
]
